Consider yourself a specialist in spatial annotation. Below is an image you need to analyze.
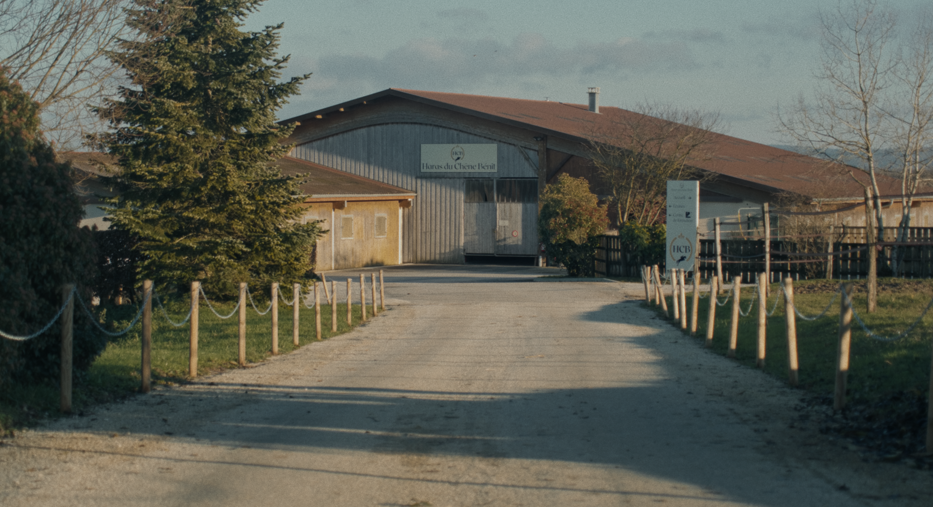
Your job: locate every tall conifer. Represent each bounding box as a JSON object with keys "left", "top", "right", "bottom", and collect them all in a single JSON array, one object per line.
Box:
[{"left": 96, "top": 0, "right": 320, "bottom": 294}]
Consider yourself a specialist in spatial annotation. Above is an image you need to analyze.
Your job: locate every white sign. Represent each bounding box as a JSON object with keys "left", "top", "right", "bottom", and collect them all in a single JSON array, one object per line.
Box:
[
  {"left": 666, "top": 181, "right": 699, "bottom": 271},
  {"left": 421, "top": 144, "right": 497, "bottom": 172}
]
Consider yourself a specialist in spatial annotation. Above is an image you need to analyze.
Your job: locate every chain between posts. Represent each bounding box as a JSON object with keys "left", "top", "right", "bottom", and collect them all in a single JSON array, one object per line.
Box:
[
  {"left": 850, "top": 295, "right": 933, "bottom": 342},
  {"left": 0, "top": 288, "right": 76, "bottom": 341},
  {"left": 246, "top": 286, "right": 273, "bottom": 315},
  {"left": 781, "top": 284, "right": 840, "bottom": 322},
  {"left": 199, "top": 285, "right": 241, "bottom": 319},
  {"left": 75, "top": 288, "right": 152, "bottom": 337},
  {"left": 764, "top": 289, "right": 781, "bottom": 317},
  {"left": 738, "top": 286, "right": 758, "bottom": 317},
  {"left": 278, "top": 287, "right": 296, "bottom": 307},
  {"left": 154, "top": 291, "right": 194, "bottom": 327}
]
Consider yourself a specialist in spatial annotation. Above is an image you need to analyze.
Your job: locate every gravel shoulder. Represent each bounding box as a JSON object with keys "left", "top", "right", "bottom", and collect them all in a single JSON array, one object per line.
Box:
[{"left": 0, "top": 265, "right": 931, "bottom": 506}]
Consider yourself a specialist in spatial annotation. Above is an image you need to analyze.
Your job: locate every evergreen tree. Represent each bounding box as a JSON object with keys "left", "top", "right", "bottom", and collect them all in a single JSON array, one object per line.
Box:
[
  {"left": 95, "top": 0, "right": 321, "bottom": 295},
  {"left": 0, "top": 66, "right": 102, "bottom": 387}
]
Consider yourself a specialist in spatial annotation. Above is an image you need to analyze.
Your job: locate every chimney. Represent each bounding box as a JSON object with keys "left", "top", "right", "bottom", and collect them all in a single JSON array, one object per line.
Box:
[{"left": 587, "top": 87, "right": 600, "bottom": 113}]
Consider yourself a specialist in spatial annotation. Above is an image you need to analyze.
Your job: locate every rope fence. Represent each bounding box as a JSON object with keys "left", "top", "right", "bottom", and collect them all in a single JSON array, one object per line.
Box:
[
  {"left": 640, "top": 264, "right": 933, "bottom": 452},
  {"left": 0, "top": 270, "right": 390, "bottom": 413}
]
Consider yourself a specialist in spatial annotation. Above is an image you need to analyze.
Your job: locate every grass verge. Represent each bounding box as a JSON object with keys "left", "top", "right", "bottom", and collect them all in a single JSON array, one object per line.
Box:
[
  {"left": 0, "top": 297, "right": 375, "bottom": 436},
  {"left": 647, "top": 278, "right": 933, "bottom": 462},
  {"left": 651, "top": 279, "right": 933, "bottom": 402}
]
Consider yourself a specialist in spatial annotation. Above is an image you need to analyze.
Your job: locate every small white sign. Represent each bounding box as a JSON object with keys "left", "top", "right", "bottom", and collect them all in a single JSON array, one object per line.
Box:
[
  {"left": 666, "top": 181, "right": 699, "bottom": 271},
  {"left": 421, "top": 144, "right": 497, "bottom": 172}
]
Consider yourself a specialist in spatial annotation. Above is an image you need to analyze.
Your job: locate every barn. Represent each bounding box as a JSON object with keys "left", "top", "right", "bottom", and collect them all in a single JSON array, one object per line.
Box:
[{"left": 283, "top": 88, "right": 933, "bottom": 266}]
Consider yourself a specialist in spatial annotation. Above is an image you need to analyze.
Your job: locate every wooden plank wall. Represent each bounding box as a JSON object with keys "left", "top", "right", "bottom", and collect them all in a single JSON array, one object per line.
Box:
[{"left": 291, "top": 123, "right": 539, "bottom": 264}]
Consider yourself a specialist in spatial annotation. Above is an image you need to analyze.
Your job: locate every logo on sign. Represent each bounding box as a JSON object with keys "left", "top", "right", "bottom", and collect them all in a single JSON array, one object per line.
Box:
[
  {"left": 450, "top": 145, "right": 465, "bottom": 162},
  {"left": 669, "top": 233, "right": 693, "bottom": 266}
]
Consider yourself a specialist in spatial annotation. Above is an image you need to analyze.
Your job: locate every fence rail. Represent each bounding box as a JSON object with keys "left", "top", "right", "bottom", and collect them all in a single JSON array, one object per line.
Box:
[{"left": 596, "top": 227, "right": 933, "bottom": 281}]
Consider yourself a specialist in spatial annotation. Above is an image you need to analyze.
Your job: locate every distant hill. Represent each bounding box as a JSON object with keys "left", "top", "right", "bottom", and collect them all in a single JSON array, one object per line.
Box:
[{"left": 771, "top": 144, "right": 902, "bottom": 173}]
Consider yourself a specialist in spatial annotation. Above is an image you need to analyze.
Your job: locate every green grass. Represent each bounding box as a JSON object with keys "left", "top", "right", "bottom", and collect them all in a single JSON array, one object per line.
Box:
[
  {"left": 651, "top": 279, "right": 933, "bottom": 403},
  {"left": 0, "top": 297, "right": 375, "bottom": 435}
]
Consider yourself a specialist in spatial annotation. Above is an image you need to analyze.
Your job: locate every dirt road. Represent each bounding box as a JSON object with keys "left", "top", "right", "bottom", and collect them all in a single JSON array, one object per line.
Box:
[{"left": 1, "top": 265, "right": 930, "bottom": 506}]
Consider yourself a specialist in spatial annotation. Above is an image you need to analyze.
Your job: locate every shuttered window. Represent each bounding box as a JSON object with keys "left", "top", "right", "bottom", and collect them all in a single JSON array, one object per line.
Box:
[
  {"left": 374, "top": 214, "right": 388, "bottom": 238},
  {"left": 341, "top": 216, "right": 354, "bottom": 239}
]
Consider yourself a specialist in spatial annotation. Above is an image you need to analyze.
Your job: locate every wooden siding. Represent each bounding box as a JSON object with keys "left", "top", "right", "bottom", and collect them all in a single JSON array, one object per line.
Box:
[
  {"left": 292, "top": 123, "right": 540, "bottom": 263},
  {"left": 300, "top": 200, "right": 403, "bottom": 270}
]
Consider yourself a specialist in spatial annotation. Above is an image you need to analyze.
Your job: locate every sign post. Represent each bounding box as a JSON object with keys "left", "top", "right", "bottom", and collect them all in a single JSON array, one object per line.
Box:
[{"left": 666, "top": 181, "right": 699, "bottom": 273}]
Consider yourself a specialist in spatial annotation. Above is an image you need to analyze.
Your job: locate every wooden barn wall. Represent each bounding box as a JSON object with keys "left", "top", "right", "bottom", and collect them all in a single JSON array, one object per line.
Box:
[{"left": 292, "top": 123, "right": 539, "bottom": 263}]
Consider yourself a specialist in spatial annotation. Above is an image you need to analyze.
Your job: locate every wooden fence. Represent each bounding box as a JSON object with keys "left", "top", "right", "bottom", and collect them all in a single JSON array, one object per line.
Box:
[{"left": 595, "top": 230, "right": 933, "bottom": 280}]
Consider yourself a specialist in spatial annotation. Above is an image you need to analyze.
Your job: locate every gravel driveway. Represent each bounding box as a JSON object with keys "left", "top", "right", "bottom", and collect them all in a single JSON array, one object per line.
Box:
[{"left": 0, "top": 264, "right": 931, "bottom": 506}]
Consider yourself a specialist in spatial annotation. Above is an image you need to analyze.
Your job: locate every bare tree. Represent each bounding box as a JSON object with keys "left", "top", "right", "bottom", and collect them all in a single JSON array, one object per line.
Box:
[
  {"left": 887, "top": 10, "right": 933, "bottom": 273},
  {"left": 779, "top": 0, "right": 898, "bottom": 312},
  {"left": 0, "top": 0, "right": 130, "bottom": 148},
  {"left": 586, "top": 103, "right": 721, "bottom": 227}
]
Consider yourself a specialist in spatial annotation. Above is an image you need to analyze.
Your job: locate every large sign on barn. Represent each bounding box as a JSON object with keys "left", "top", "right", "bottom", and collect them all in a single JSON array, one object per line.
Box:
[
  {"left": 666, "top": 181, "right": 699, "bottom": 272},
  {"left": 421, "top": 144, "right": 497, "bottom": 172}
]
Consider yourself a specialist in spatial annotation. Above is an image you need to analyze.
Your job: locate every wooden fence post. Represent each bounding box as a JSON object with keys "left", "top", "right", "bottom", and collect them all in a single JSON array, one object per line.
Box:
[
  {"left": 653, "top": 266, "right": 668, "bottom": 315},
  {"left": 835, "top": 284, "right": 853, "bottom": 411},
  {"left": 293, "top": 283, "right": 300, "bottom": 346},
  {"left": 783, "top": 277, "right": 799, "bottom": 386},
  {"left": 706, "top": 277, "right": 717, "bottom": 347},
  {"left": 321, "top": 273, "right": 331, "bottom": 305},
  {"left": 190, "top": 281, "right": 199, "bottom": 378},
  {"left": 763, "top": 203, "right": 771, "bottom": 294},
  {"left": 690, "top": 272, "right": 699, "bottom": 335},
  {"left": 671, "top": 269, "right": 680, "bottom": 321},
  {"left": 679, "top": 270, "right": 688, "bottom": 330},
  {"left": 238, "top": 282, "right": 246, "bottom": 366},
  {"left": 271, "top": 282, "right": 278, "bottom": 355},
  {"left": 827, "top": 225, "right": 835, "bottom": 280},
  {"left": 380, "top": 270, "right": 386, "bottom": 311},
  {"left": 927, "top": 337, "right": 933, "bottom": 452},
  {"left": 60, "top": 284, "right": 74, "bottom": 413},
  {"left": 346, "top": 278, "right": 352, "bottom": 325},
  {"left": 141, "top": 279, "right": 152, "bottom": 394},
  {"left": 360, "top": 274, "right": 367, "bottom": 321},
  {"left": 315, "top": 281, "right": 322, "bottom": 341},
  {"left": 728, "top": 274, "right": 742, "bottom": 358},
  {"left": 642, "top": 266, "right": 651, "bottom": 303},
  {"left": 757, "top": 272, "right": 767, "bottom": 368},
  {"left": 331, "top": 280, "right": 338, "bottom": 332},
  {"left": 715, "top": 217, "right": 723, "bottom": 294},
  {"left": 371, "top": 273, "right": 378, "bottom": 316}
]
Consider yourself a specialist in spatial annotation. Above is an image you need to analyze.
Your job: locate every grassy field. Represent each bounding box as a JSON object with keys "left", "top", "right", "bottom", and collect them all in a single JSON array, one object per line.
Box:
[
  {"left": 0, "top": 295, "right": 374, "bottom": 435},
  {"left": 651, "top": 278, "right": 933, "bottom": 403}
]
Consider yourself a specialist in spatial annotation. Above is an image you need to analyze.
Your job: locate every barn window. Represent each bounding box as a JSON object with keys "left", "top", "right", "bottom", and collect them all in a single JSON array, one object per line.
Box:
[
  {"left": 465, "top": 179, "right": 494, "bottom": 203},
  {"left": 374, "top": 214, "right": 388, "bottom": 238},
  {"left": 496, "top": 179, "right": 537, "bottom": 203},
  {"left": 341, "top": 216, "right": 354, "bottom": 239}
]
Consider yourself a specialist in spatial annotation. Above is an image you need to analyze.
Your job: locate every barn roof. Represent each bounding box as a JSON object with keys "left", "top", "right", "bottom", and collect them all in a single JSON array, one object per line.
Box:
[
  {"left": 283, "top": 88, "right": 912, "bottom": 201},
  {"left": 275, "top": 157, "right": 416, "bottom": 201}
]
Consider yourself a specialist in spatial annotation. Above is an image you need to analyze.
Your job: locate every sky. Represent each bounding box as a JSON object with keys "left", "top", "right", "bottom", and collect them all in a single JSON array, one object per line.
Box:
[{"left": 242, "top": 0, "right": 930, "bottom": 146}]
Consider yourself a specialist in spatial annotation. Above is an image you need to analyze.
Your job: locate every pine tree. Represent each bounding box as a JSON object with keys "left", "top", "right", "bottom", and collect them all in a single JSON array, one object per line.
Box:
[{"left": 95, "top": 0, "right": 321, "bottom": 295}]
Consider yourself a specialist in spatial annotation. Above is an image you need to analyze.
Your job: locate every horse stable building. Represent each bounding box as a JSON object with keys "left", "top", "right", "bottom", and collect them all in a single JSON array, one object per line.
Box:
[{"left": 282, "top": 87, "right": 933, "bottom": 265}]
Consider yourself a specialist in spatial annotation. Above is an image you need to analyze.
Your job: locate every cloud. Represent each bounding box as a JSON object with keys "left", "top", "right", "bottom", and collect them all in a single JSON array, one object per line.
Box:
[
  {"left": 436, "top": 8, "right": 489, "bottom": 22},
  {"left": 740, "top": 19, "right": 821, "bottom": 42},
  {"left": 643, "top": 29, "right": 729, "bottom": 45},
  {"left": 308, "top": 32, "right": 698, "bottom": 95}
]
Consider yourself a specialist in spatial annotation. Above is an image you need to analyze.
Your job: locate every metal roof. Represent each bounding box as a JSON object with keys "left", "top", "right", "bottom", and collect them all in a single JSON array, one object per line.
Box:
[{"left": 282, "top": 88, "right": 912, "bottom": 201}]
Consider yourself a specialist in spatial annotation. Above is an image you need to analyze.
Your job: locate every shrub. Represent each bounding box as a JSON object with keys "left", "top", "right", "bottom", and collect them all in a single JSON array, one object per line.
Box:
[
  {"left": 618, "top": 221, "right": 666, "bottom": 266},
  {"left": 538, "top": 174, "right": 609, "bottom": 277},
  {"left": 0, "top": 67, "right": 102, "bottom": 388}
]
